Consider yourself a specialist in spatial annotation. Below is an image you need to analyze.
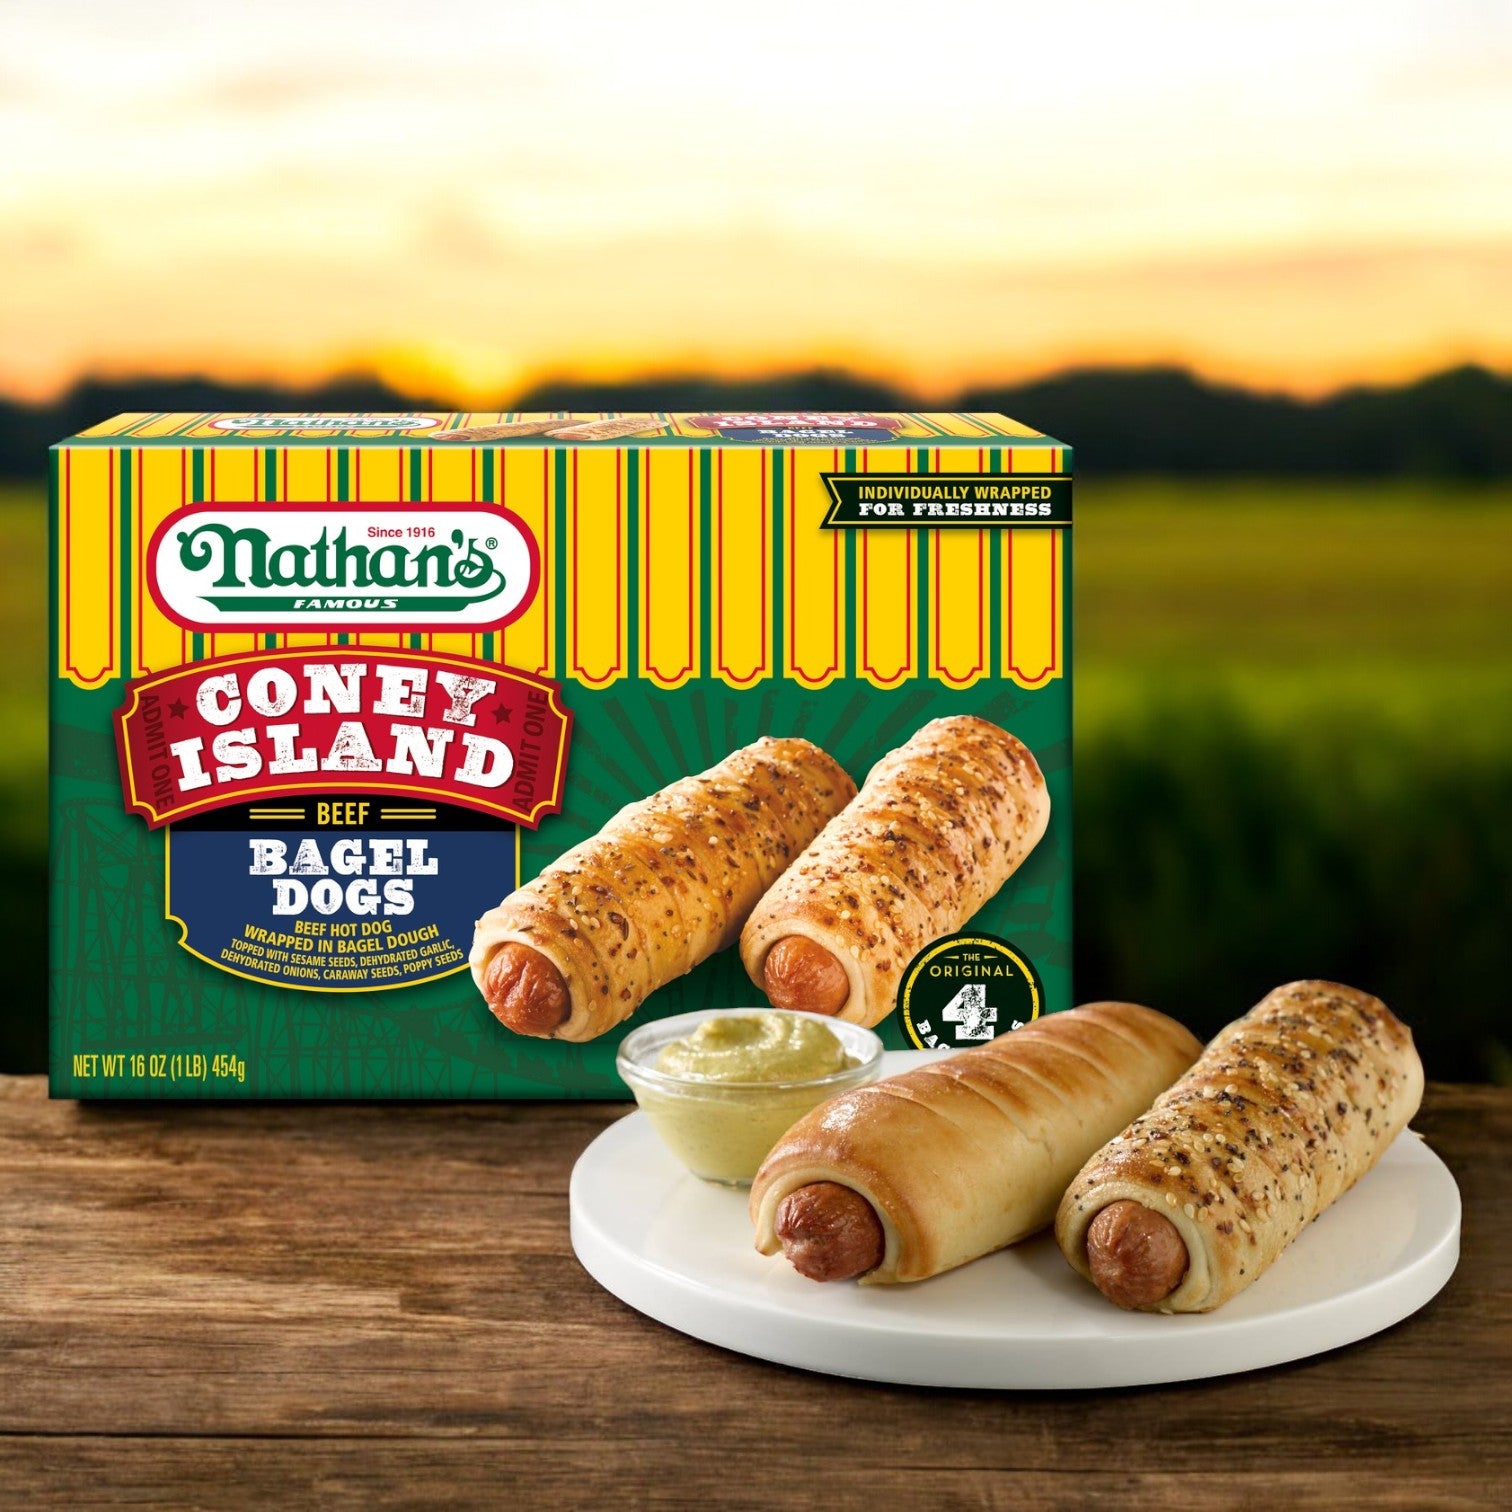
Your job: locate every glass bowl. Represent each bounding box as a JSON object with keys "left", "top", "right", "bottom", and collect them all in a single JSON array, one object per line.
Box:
[{"left": 616, "top": 1008, "right": 884, "bottom": 1186}]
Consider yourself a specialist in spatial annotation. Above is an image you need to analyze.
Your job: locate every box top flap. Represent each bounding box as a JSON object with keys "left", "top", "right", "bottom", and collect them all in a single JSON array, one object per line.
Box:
[{"left": 58, "top": 410, "right": 1070, "bottom": 457}]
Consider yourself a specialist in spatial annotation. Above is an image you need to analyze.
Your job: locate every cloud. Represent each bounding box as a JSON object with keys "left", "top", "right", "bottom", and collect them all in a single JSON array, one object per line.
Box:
[
  {"left": 0, "top": 64, "right": 43, "bottom": 106},
  {"left": 149, "top": 56, "right": 546, "bottom": 122}
]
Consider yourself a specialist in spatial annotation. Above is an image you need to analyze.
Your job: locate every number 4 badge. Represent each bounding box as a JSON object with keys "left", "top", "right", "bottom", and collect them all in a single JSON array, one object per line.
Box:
[
  {"left": 941, "top": 983, "right": 996, "bottom": 1040},
  {"left": 898, "top": 933, "right": 1043, "bottom": 1050}
]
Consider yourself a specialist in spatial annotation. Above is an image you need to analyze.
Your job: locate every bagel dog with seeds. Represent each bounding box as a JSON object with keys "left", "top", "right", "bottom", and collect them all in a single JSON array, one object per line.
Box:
[
  {"left": 1056, "top": 981, "right": 1424, "bottom": 1312},
  {"left": 741, "top": 715, "right": 1050, "bottom": 1027}
]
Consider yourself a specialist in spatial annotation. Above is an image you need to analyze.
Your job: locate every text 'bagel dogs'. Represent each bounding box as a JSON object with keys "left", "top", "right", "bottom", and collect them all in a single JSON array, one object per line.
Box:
[
  {"left": 750, "top": 1003, "right": 1202, "bottom": 1284},
  {"left": 469, "top": 738, "right": 855, "bottom": 1042},
  {"left": 1055, "top": 981, "right": 1424, "bottom": 1313},
  {"left": 740, "top": 715, "right": 1050, "bottom": 1026}
]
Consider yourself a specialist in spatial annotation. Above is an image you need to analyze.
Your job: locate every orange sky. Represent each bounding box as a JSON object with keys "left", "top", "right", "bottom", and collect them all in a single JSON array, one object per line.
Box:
[{"left": 4, "top": 0, "right": 1512, "bottom": 401}]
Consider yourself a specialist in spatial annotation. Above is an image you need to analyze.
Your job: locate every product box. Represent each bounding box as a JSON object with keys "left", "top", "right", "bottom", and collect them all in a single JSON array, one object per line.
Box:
[{"left": 49, "top": 410, "right": 1071, "bottom": 1097}]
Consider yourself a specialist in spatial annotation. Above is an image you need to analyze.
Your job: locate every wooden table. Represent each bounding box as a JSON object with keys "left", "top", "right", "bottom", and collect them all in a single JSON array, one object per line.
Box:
[{"left": 1, "top": 1079, "right": 1507, "bottom": 1509}]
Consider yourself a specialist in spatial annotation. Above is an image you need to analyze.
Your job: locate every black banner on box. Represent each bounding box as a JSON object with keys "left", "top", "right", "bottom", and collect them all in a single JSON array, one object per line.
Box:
[{"left": 820, "top": 472, "right": 1072, "bottom": 528}]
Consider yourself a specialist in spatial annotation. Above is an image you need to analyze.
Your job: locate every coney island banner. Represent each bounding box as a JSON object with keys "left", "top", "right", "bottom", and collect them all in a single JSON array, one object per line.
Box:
[{"left": 50, "top": 412, "right": 1072, "bottom": 1099}]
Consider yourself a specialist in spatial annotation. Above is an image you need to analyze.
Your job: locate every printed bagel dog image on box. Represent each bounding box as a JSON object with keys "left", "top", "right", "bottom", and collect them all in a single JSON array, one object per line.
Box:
[{"left": 50, "top": 410, "right": 1071, "bottom": 1098}]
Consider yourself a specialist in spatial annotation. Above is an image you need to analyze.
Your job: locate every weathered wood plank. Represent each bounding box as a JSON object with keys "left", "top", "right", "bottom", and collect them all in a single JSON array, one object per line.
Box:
[{"left": 0, "top": 1439, "right": 1504, "bottom": 1512}]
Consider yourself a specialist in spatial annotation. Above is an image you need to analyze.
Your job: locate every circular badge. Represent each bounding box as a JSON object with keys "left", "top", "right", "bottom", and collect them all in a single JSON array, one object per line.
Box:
[{"left": 898, "top": 932, "right": 1043, "bottom": 1050}]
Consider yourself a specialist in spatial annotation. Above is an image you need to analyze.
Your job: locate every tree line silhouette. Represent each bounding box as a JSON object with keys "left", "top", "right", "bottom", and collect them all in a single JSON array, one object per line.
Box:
[{"left": 5, "top": 364, "right": 1511, "bottom": 479}]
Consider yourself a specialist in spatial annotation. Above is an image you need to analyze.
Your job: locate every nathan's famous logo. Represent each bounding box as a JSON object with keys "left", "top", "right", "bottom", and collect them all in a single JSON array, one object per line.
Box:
[{"left": 148, "top": 504, "right": 539, "bottom": 631}]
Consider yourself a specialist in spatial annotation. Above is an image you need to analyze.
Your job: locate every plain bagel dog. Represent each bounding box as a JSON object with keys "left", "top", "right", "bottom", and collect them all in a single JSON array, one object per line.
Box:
[
  {"left": 750, "top": 1003, "right": 1202, "bottom": 1284},
  {"left": 1055, "top": 980, "right": 1424, "bottom": 1313},
  {"left": 469, "top": 738, "right": 855, "bottom": 1042},
  {"left": 741, "top": 715, "right": 1050, "bottom": 1026}
]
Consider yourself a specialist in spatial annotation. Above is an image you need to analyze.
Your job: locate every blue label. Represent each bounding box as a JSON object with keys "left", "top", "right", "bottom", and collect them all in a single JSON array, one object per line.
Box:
[{"left": 165, "top": 804, "right": 515, "bottom": 991}]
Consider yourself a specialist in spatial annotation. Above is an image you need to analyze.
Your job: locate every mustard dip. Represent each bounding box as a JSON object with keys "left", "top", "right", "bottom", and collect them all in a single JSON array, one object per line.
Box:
[
  {"left": 634, "top": 1013, "right": 856, "bottom": 1185},
  {"left": 655, "top": 1011, "right": 849, "bottom": 1083}
]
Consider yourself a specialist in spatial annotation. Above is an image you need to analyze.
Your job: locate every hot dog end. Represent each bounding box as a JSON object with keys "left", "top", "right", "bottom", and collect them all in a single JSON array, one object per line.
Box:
[
  {"left": 1085, "top": 1199, "right": 1189, "bottom": 1308},
  {"left": 762, "top": 936, "right": 850, "bottom": 1016},
  {"left": 774, "top": 1182, "right": 886, "bottom": 1282},
  {"left": 483, "top": 943, "right": 570, "bottom": 1037}
]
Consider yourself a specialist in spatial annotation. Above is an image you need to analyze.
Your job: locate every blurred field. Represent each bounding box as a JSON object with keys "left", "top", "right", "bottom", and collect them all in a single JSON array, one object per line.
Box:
[
  {"left": 1072, "top": 481, "right": 1512, "bottom": 1082},
  {"left": 1078, "top": 480, "right": 1512, "bottom": 739},
  {"left": 4, "top": 479, "right": 1509, "bottom": 1078}
]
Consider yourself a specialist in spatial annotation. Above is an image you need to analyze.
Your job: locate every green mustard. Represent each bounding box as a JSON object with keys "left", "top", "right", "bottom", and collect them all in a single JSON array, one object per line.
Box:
[
  {"left": 655, "top": 1011, "right": 850, "bottom": 1083},
  {"left": 637, "top": 1013, "right": 855, "bottom": 1185}
]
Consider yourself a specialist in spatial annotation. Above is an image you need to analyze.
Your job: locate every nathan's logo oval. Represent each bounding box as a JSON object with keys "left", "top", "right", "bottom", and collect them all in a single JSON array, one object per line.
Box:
[{"left": 147, "top": 504, "right": 540, "bottom": 632}]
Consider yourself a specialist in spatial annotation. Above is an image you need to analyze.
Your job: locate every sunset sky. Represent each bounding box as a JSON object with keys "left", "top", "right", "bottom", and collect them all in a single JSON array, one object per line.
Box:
[{"left": 5, "top": 0, "right": 1512, "bottom": 401}]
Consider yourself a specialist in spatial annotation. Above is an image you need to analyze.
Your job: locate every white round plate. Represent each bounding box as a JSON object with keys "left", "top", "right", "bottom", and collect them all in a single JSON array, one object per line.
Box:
[{"left": 570, "top": 1052, "right": 1461, "bottom": 1389}]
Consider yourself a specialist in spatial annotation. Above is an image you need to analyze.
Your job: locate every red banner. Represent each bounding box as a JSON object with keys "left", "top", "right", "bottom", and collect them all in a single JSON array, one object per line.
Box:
[{"left": 114, "top": 649, "right": 572, "bottom": 830}]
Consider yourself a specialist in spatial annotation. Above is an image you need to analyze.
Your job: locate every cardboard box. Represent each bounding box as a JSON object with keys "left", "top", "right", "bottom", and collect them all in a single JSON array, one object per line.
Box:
[{"left": 49, "top": 410, "right": 1072, "bottom": 1097}]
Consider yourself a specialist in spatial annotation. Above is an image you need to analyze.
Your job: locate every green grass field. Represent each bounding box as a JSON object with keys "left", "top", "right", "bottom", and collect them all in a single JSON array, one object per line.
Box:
[
  {"left": 1074, "top": 480, "right": 1512, "bottom": 1082},
  {"left": 1078, "top": 479, "right": 1512, "bottom": 729},
  {"left": 6, "top": 479, "right": 1510, "bottom": 1078}
]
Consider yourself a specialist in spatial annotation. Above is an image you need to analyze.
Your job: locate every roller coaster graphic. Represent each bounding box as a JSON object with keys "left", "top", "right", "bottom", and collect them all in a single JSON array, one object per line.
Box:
[{"left": 55, "top": 797, "right": 232, "bottom": 1053}]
